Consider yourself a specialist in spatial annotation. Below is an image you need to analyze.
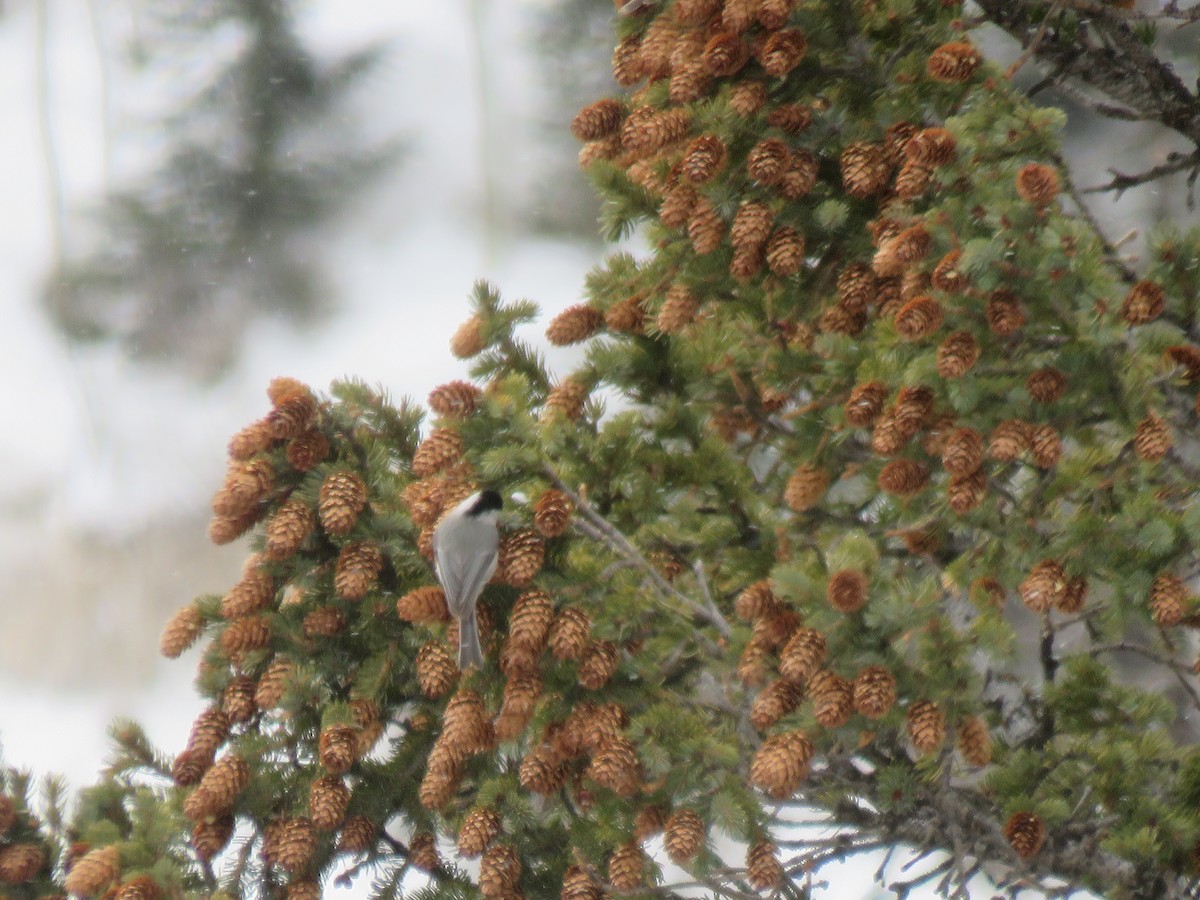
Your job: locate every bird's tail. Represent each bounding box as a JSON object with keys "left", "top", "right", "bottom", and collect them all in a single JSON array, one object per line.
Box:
[{"left": 458, "top": 610, "right": 485, "bottom": 670}]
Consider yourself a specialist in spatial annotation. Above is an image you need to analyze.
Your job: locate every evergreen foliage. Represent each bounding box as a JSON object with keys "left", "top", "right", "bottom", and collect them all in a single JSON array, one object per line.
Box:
[{"left": 6, "top": 1, "right": 1200, "bottom": 898}]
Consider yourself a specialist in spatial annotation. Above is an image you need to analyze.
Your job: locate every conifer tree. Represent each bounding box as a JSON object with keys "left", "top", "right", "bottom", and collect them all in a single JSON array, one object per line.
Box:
[{"left": 7, "top": 1, "right": 1200, "bottom": 898}]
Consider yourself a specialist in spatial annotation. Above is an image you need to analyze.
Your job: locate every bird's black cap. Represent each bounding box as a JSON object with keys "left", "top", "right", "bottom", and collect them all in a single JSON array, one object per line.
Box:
[{"left": 470, "top": 490, "right": 503, "bottom": 515}]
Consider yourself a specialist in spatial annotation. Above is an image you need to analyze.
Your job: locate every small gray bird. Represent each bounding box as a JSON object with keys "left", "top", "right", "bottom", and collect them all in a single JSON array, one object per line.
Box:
[{"left": 432, "top": 490, "right": 502, "bottom": 669}]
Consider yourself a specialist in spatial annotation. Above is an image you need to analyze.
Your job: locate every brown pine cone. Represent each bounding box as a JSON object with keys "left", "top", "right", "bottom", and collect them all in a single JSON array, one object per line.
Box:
[
  {"left": 416, "top": 642, "right": 459, "bottom": 698},
  {"left": 228, "top": 418, "right": 275, "bottom": 460},
  {"left": 1057, "top": 575, "right": 1089, "bottom": 614},
  {"left": 656, "top": 284, "right": 700, "bottom": 333},
  {"left": 687, "top": 195, "right": 725, "bottom": 255},
  {"left": 768, "top": 102, "right": 812, "bottom": 133},
  {"left": 844, "top": 382, "right": 888, "bottom": 426},
  {"left": 479, "top": 844, "right": 522, "bottom": 897},
  {"left": 319, "top": 724, "right": 359, "bottom": 774},
  {"left": 442, "top": 689, "right": 495, "bottom": 756},
  {"left": 750, "top": 730, "right": 813, "bottom": 798},
  {"left": 840, "top": 141, "right": 890, "bottom": 199},
  {"left": 894, "top": 296, "right": 944, "bottom": 340},
  {"left": 747, "top": 138, "right": 790, "bottom": 186},
  {"left": 606, "top": 296, "right": 647, "bottom": 334},
  {"left": 907, "top": 700, "right": 946, "bottom": 754},
  {"left": 428, "top": 380, "right": 483, "bottom": 419},
  {"left": 765, "top": 226, "right": 805, "bottom": 277},
  {"left": 1016, "top": 163, "right": 1060, "bottom": 206},
  {"left": 780, "top": 150, "right": 819, "bottom": 199},
  {"left": 256, "top": 659, "right": 294, "bottom": 710},
  {"left": 337, "top": 816, "right": 378, "bottom": 854},
  {"left": 664, "top": 809, "right": 705, "bottom": 864},
  {"left": 571, "top": 98, "right": 623, "bottom": 141},
  {"left": 948, "top": 469, "right": 988, "bottom": 514},
  {"left": 319, "top": 471, "right": 368, "bottom": 536},
  {"left": 988, "top": 419, "right": 1031, "bottom": 462},
  {"left": 1029, "top": 424, "right": 1062, "bottom": 468},
  {"left": 1026, "top": 368, "right": 1067, "bottom": 404},
  {"left": 530, "top": 490, "right": 573, "bottom": 539},
  {"left": 941, "top": 427, "right": 984, "bottom": 476},
  {"left": 159, "top": 604, "right": 203, "bottom": 658},
  {"left": 1133, "top": 413, "right": 1171, "bottom": 461},
  {"left": 738, "top": 642, "right": 769, "bottom": 687},
  {"left": 926, "top": 40, "right": 981, "bottom": 83},
  {"left": 986, "top": 289, "right": 1025, "bottom": 336},
  {"left": 735, "top": 580, "right": 779, "bottom": 621},
  {"left": 586, "top": 735, "right": 641, "bottom": 796},
  {"left": 827, "top": 569, "right": 868, "bottom": 613},
  {"left": 286, "top": 430, "right": 330, "bottom": 472},
  {"left": 172, "top": 748, "right": 210, "bottom": 787},
  {"left": 264, "top": 500, "right": 314, "bottom": 560},
  {"left": 183, "top": 753, "right": 250, "bottom": 820},
  {"left": 905, "top": 127, "right": 957, "bottom": 166},
  {"left": 730, "top": 201, "right": 774, "bottom": 252},
  {"left": 1150, "top": 572, "right": 1188, "bottom": 627},
  {"left": 458, "top": 807, "right": 502, "bottom": 859},
  {"left": 186, "top": 706, "right": 230, "bottom": 760},
  {"left": 1166, "top": 345, "right": 1200, "bottom": 382},
  {"left": 680, "top": 134, "right": 728, "bottom": 183},
  {"left": 607, "top": 842, "right": 646, "bottom": 891},
  {"left": 878, "top": 459, "right": 928, "bottom": 496},
  {"left": 450, "top": 315, "right": 486, "bottom": 358},
  {"left": 808, "top": 669, "right": 853, "bottom": 727},
  {"left": 268, "top": 817, "right": 315, "bottom": 874},
  {"left": 931, "top": 249, "right": 966, "bottom": 292},
  {"left": 413, "top": 428, "right": 465, "bottom": 479},
  {"left": 64, "top": 845, "right": 119, "bottom": 896},
  {"left": 498, "top": 530, "right": 545, "bottom": 587},
  {"left": 575, "top": 640, "right": 617, "bottom": 690},
  {"left": 894, "top": 159, "right": 932, "bottom": 199},
  {"left": 561, "top": 863, "right": 604, "bottom": 900},
  {"left": 837, "top": 264, "right": 876, "bottom": 311},
  {"left": 779, "top": 627, "right": 827, "bottom": 683},
  {"left": 935, "top": 330, "right": 980, "bottom": 379},
  {"left": 746, "top": 840, "right": 784, "bottom": 890},
  {"left": 750, "top": 679, "right": 805, "bottom": 730},
  {"left": 549, "top": 607, "right": 592, "bottom": 661},
  {"left": 620, "top": 107, "right": 691, "bottom": 159},
  {"left": 219, "top": 615, "right": 271, "bottom": 656},
  {"left": 852, "top": 665, "right": 896, "bottom": 719},
  {"left": 1120, "top": 280, "right": 1165, "bottom": 326},
  {"left": 409, "top": 831, "right": 441, "bottom": 873},
  {"left": 1004, "top": 811, "right": 1045, "bottom": 858},
  {"left": 956, "top": 714, "right": 993, "bottom": 767},
  {"left": 1019, "top": 559, "right": 1067, "bottom": 612},
  {"left": 784, "top": 464, "right": 829, "bottom": 511},
  {"left": 335, "top": 541, "right": 383, "bottom": 601},
  {"left": 267, "top": 393, "right": 316, "bottom": 441},
  {"left": 397, "top": 586, "right": 450, "bottom": 623},
  {"left": 212, "top": 458, "right": 274, "bottom": 518},
  {"left": 507, "top": 590, "right": 555, "bottom": 654},
  {"left": 217, "top": 678, "right": 257, "bottom": 729},
  {"left": 0, "top": 843, "right": 44, "bottom": 884},
  {"left": 520, "top": 745, "right": 568, "bottom": 795},
  {"left": 634, "top": 805, "right": 668, "bottom": 840},
  {"left": 310, "top": 775, "right": 351, "bottom": 830},
  {"left": 221, "top": 566, "right": 275, "bottom": 619},
  {"left": 192, "top": 815, "right": 234, "bottom": 863},
  {"left": 113, "top": 874, "right": 164, "bottom": 900},
  {"left": 286, "top": 879, "right": 320, "bottom": 900}
]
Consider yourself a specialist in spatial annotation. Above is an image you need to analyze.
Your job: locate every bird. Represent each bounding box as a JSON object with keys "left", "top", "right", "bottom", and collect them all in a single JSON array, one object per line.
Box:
[{"left": 432, "top": 489, "right": 502, "bottom": 669}]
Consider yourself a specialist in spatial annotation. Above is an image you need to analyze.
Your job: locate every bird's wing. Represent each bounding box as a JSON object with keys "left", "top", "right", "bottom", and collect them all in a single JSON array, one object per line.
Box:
[{"left": 434, "top": 534, "right": 498, "bottom": 619}]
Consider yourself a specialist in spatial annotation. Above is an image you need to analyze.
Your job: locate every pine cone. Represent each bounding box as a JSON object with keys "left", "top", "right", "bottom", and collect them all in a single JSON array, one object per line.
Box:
[
  {"left": 738, "top": 642, "right": 768, "bottom": 687},
  {"left": 1151, "top": 572, "right": 1189, "bottom": 627},
  {"left": 412, "top": 429, "right": 465, "bottom": 479},
  {"left": 840, "top": 141, "right": 890, "bottom": 199},
  {"left": 842, "top": 382, "right": 886, "bottom": 427},
  {"left": 533, "top": 489, "right": 573, "bottom": 538},
  {"left": 305, "top": 605, "right": 345, "bottom": 639},
  {"left": 577, "top": 639, "right": 619, "bottom": 689},
  {"left": 987, "top": 419, "right": 1031, "bottom": 461},
  {"left": 266, "top": 377, "right": 309, "bottom": 405},
  {"left": 948, "top": 469, "right": 987, "bottom": 514},
  {"left": 160, "top": 604, "right": 203, "bottom": 658},
  {"left": 263, "top": 500, "right": 313, "bottom": 560},
  {"left": 986, "top": 289, "right": 1025, "bottom": 336},
  {"left": 726, "top": 79, "right": 767, "bottom": 116},
  {"left": 620, "top": 107, "right": 690, "bottom": 159},
  {"left": 1019, "top": 559, "right": 1066, "bottom": 612},
  {"left": 256, "top": 659, "right": 294, "bottom": 710},
  {"left": 221, "top": 566, "right": 275, "bottom": 619},
  {"left": 497, "top": 673, "right": 542, "bottom": 740},
  {"left": 765, "top": 226, "right": 805, "bottom": 277},
  {"left": 930, "top": 249, "right": 966, "bottom": 292},
  {"left": 702, "top": 31, "right": 749, "bottom": 77},
  {"left": 1134, "top": 413, "right": 1171, "bottom": 461},
  {"left": 1166, "top": 345, "right": 1200, "bottom": 382},
  {"left": 267, "top": 393, "right": 316, "bottom": 441},
  {"left": 1026, "top": 367, "right": 1067, "bottom": 404},
  {"left": 750, "top": 730, "right": 813, "bottom": 798},
  {"left": 269, "top": 817, "right": 315, "bottom": 874},
  {"left": 926, "top": 39, "right": 981, "bottom": 83},
  {"left": 549, "top": 607, "right": 592, "bottom": 661},
  {"left": 520, "top": 745, "right": 568, "bottom": 795},
  {"left": 894, "top": 160, "right": 932, "bottom": 199},
  {"left": 779, "top": 627, "right": 827, "bottom": 683},
  {"left": 172, "top": 748, "right": 209, "bottom": 787},
  {"left": 1057, "top": 575, "right": 1088, "bottom": 614},
  {"left": 746, "top": 840, "right": 784, "bottom": 890},
  {"left": 458, "top": 807, "right": 502, "bottom": 859},
  {"left": 416, "top": 642, "right": 459, "bottom": 698},
  {"left": 750, "top": 679, "right": 805, "bottom": 730},
  {"left": 419, "top": 758, "right": 463, "bottom": 811},
  {"left": 852, "top": 665, "right": 896, "bottom": 719},
  {"left": 397, "top": 586, "right": 450, "bottom": 623},
  {"left": 907, "top": 700, "right": 946, "bottom": 754},
  {"left": 212, "top": 458, "right": 274, "bottom": 518},
  {"left": 192, "top": 815, "right": 234, "bottom": 863},
  {"left": 606, "top": 296, "right": 647, "bottom": 334},
  {"left": 808, "top": 669, "right": 853, "bottom": 727},
  {"left": 335, "top": 541, "right": 383, "bottom": 601},
  {"left": 479, "top": 844, "right": 521, "bottom": 897},
  {"left": 1004, "top": 812, "right": 1045, "bottom": 858},
  {"left": 680, "top": 134, "right": 728, "bottom": 183},
  {"left": 894, "top": 296, "right": 944, "bottom": 340},
  {"left": 1029, "top": 424, "right": 1062, "bottom": 468},
  {"left": 956, "top": 715, "right": 993, "bottom": 767},
  {"left": 659, "top": 182, "right": 698, "bottom": 229},
  {"left": 64, "top": 845, "right": 119, "bottom": 896},
  {"left": 571, "top": 98, "right": 623, "bottom": 140},
  {"left": 586, "top": 735, "right": 641, "bottom": 796},
  {"left": 768, "top": 102, "right": 812, "bottom": 133},
  {"left": 443, "top": 689, "right": 495, "bottom": 755},
  {"left": 656, "top": 284, "right": 700, "bottom": 333},
  {"left": 228, "top": 418, "right": 275, "bottom": 460},
  {"left": 785, "top": 464, "right": 829, "bottom": 511},
  {"left": 1015, "top": 162, "right": 1060, "bottom": 206},
  {"left": 286, "top": 879, "right": 320, "bottom": 900},
  {"left": 561, "top": 863, "right": 603, "bottom": 900},
  {"left": 429, "top": 380, "right": 483, "bottom": 418},
  {"left": 1120, "top": 279, "right": 1165, "bottom": 325},
  {"left": 687, "top": 196, "right": 725, "bottom": 255},
  {"left": 759, "top": 28, "right": 808, "bottom": 77},
  {"left": 219, "top": 615, "right": 271, "bottom": 655},
  {"left": 936, "top": 427, "right": 982, "bottom": 476},
  {"left": 310, "top": 775, "right": 351, "bottom": 830},
  {"left": 780, "top": 150, "right": 819, "bottom": 199},
  {"left": 827, "top": 569, "right": 868, "bottom": 613},
  {"left": 337, "top": 816, "right": 378, "bottom": 854},
  {"left": 735, "top": 580, "right": 779, "bottom": 621},
  {"left": 507, "top": 590, "right": 556, "bottom": 656},
  {"left": 409, "top": 832, "right": 441, "bottom": 873},
  {"left": 878, "top": 459, "right": 928, "bottom": 496},
  {"left": 745, "top": 138, "right": 789, "bottom": 186},
  {"left": 932, "top": 330, "right": 979, "bottom": 379},
  {"left": 114, "top": 875, "right": 163, "bottom": 900},
  {"left": 544, "top": 377, "right": 590, "bottom": 421},
  {"left": 319, "top": 724, "right": 359, "bottom": 774},
  {"left": 730, "top": 201, "right": 774, "bottom": 252},
  {"left": 607, "top": 842, "right": 646, "bottom": 891},
  {"left": 284, "top": 430, "right": 329, "bottom": 472},
  {"left": 664, "top": 809, "right": 705, "bottom": 864},
  {"left": 183, "top": 753, "right": 250, "bottom": 820},
  {"left": 187, "top": 706, "right": 230, "bottom": 760},
  {"left": 319, "top": 471, "right": 368, "bottom": 536},
  {"left": 450, "top": 315, "right": 486, "bottom": 358},
  {"left": 0, "top": 843, "right": 44, "bottom": 884},
  {"left": 836, "top": 264, "right": 875, "bottom": 311},
  {"left": 496, "top": 530, "right": 544, "bottom": 587},
  {"left": 905, "top": 127, "right": 956, "bottom": 166}
]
